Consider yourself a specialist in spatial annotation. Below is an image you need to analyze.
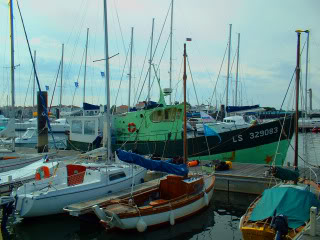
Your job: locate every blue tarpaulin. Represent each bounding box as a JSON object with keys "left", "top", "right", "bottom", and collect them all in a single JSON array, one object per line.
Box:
[
  {"left": 116, "top": 149, "right": 189, "bottom": 176},
  {"left": 250, "top": 186, "right": 320, "bottom": 229},
  {"left": 83, "top": 102, "right": 100, "bottom": 110}
]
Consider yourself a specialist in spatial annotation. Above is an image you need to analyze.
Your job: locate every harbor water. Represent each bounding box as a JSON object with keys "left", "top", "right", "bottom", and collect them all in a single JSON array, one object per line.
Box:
[{"left": 0, "top": 132, "right": 319, "bottom": 240}]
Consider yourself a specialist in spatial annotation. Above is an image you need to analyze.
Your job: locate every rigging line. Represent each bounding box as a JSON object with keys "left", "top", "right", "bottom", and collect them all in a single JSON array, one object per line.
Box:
[
  {"left": 16, "top": 0, "right": 57, "bottom": 149},
  {"left": 149, "top": 33, "right": 171, "bottom": 100},
  {"left": 187, "top": 55, "right": 212, "bottom": 155},
  {"left": 49, "top": 60, "right": 61, "bottom": 112},
  {"left": 187, "top": 57, "right": 200, "bottom": 106},
  {"left": 173, "top": 56, "right": 183, "bottom": 103},
  {"left": 134, "top": 38, "right": 150, "bottom": 105},
  {"left": 136, "top": 1, "right": 171, "bottom": 104},
  {"left": 64, "top": 0, "right": 89, "bottom": 97},
  {"left": 150, "top": 2, "right": 172, "bottom": 64},
  {"left": 72, "top": 46, "right": 86, "bottom": 107},
  {"left": 113, "top": 44, "right": 130, "bottom": 113},
  {"left": 280, "top": 38, "right": 307, "bottom": 110},
  {"left": 209, "top": 43, "right": 228, "bottom": 119},
  {"left": 61, "top": 1, "right": 88, "bottom": 96},
  {"left": 22, "top": 67, "right": 33, "bottom": 111},
  {"left": 113, "top": 0, "right": 127, "bottom": 55}
]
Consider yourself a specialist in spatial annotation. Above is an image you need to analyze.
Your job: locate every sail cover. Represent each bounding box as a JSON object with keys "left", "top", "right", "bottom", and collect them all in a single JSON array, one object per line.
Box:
[
  {"left": 226, "top": 105, "right": 260, "bottom": 113},
  {"left": 116, "top": 149, "right": 189, "bottom": 176},
  {"left": 250, "top": 186, "right": 320, "bottom": 228}
]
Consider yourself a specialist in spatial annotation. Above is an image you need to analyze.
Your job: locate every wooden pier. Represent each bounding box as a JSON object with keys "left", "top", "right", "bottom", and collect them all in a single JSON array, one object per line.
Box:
[{"left": 64, "top": 162, "right": 320, "bottom": 217}]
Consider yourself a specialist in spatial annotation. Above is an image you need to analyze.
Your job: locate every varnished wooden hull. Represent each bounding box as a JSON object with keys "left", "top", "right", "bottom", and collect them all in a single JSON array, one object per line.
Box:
[{"left": 96, "top": 174, "right": 215, "bottom": 231}]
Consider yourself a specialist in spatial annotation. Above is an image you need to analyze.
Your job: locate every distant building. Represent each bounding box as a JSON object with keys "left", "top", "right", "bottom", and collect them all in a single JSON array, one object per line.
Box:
[{"left": 116, "top": 105, "right": 128, "bottom": 114}]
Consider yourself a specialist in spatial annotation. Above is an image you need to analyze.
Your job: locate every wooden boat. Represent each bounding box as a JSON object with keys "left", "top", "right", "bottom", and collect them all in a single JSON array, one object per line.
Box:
[
  {"left": 93, "top": 44, "right": 215, "bottom": 232},
  {"left": 93, "top": 172, "right": 215, "bottom": 232},
  {"left": 239, "top": 179, "right": 320, "bottom": 240},
  {"left": 240, "top": 30, "right": 320, "bottom": 240}
]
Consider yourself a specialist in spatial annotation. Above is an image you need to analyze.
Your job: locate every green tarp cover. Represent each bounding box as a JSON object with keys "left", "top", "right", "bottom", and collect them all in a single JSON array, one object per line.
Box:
[{"left": 249, "top": 186, "right": 320, "bottom": 229}]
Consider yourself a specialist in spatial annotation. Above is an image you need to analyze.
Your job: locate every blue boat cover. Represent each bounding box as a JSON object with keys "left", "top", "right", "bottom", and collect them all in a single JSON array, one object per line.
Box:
[
  {"left": 116, "top": 149, "right": 189, "bottom": 176},
  {"left": 249, "top": 186, "right": 320, "bottom": 229},
  {"left": 226, "top": 105, "right": 260, "bottom": 113},
  {"left": 83, "top": 102, "right": 100, "bottom": 110}
]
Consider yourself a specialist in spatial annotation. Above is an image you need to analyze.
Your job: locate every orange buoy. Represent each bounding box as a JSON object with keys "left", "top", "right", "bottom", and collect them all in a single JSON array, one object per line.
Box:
[
  {"left": 35, "top": 166, "right": 51, "bottom": 180},
  {"left": 187, "top": 160, "right": 199, "bottom": 167}
]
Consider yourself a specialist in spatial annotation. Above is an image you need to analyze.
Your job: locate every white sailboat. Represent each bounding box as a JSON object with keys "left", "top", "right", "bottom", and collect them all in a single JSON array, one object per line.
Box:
[{"left": 0, "top": 0, "right": 147, "bottom": 218}]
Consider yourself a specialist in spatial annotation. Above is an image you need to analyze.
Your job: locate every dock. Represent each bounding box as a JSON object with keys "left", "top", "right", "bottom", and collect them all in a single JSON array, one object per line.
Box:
[
  {"left": 64, "top": 176, "right": 163, "bottom": 216},
  {"left": 298, "top": 216, "right": 320, "bottom": 239},
  {"left": 192, "top": 162, "right": 320, "bottom": 195}
]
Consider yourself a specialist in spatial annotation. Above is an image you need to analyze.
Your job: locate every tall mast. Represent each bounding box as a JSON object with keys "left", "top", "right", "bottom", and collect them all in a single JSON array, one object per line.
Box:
[
  {"left": 148, "top": 18, "right": 155, "bottom": 102},
  {"left": 169, "top": 0, "right": 174, "bottom": 105},
  {"left": 103, "top": 0, "right": 111, "bottom": 162},
  {"left": 9, "top": 0, "right": 15, "bottom": 151},
  {"left": 294, "top": 30, "right": 302, "bottom": 169},
  {"left": 83, "top": 28, "right": 89, "bottom": 105},
  {"left": 235, "top": 33, "right": 240, "bottom": 106},
  {"left": 128, "top": 27, "right": 134, "bottom": 112},
  {"left": 183, "top": 43, "right": 187, "bottom": 163},
  {"left": 33, "top": 50, "right": 36, "bottom": 109},
  {"left": 304, "top": 30, "right": 310, "bottom": 118},
  {"left": 225, "top": 24, "right": 232, "bottom": 116},
  {"left": 60, "top": 43, "right": 64, "bottom": 111}
]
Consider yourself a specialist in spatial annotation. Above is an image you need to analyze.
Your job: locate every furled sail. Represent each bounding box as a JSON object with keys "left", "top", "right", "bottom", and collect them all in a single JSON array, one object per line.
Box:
[{"left": 116, "top": 149, "right": 189, "bottom": 176}]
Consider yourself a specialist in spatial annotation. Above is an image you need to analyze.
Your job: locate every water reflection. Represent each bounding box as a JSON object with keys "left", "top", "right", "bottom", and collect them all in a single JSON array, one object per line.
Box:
[{"left": 1, "top": 191, "right": 256, "bottom": 240}]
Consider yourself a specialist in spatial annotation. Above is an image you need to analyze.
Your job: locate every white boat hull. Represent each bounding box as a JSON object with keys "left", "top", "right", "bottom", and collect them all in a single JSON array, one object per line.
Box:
[{"left": 15, "top": 167, "right": 146, "bottom": 217}]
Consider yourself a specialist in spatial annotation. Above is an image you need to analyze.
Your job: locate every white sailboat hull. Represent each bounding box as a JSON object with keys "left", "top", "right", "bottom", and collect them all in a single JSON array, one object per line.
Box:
[{"left": 14, "top": 167, "right": 146, "bottom": 218}]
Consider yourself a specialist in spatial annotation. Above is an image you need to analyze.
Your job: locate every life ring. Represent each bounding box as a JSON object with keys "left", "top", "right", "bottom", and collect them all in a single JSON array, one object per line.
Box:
[
  {"left": 128, "top": 123, "right": 136, "bottom": 133},
  {"left": 35, "top": 166, "right": 51, "bottom": 180}
]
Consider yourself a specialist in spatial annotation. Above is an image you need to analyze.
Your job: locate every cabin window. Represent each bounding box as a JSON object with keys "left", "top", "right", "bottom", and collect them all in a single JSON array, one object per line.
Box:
[
  {"left": 71, "top": 120, "right": 82, "bottom": 134},
  {"left": 84, "top": 121, "right": 95, "bottom": 135},
  {"left": 164, "top": 108, "right": 177, "bottom": 122},
  {"left": 109, "top": 172, "right": 126, "bottom": 181},
  {"left": 150, "top": 110, "right": 164, "bottom": 122},
  {"left": 176, "top": 109, "right": 182, "bottom": 120}
]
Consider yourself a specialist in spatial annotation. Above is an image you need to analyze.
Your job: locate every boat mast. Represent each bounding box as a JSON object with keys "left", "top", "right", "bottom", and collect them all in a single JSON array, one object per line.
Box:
[
  {"left": 225, "top": 24, "right": 232, "bottom": 116},
  {"left": 83, "top": 28, "right": 89, "bottom": 106},
  {"left": 235, "top": 33, "right": 240, "bottom": 107},
  {"left": 183, "top": 43, "right": 187, "bottom": 163},
  {"left": 60, "top": 43, "right": 64, "bottom": 111},
  {"left": 9, "top": 0, "right": 15, "bottom": 151},
  {"left": 148, "top": 18, "right": 155, "bottom": 103},
  {"left": 33, "top": 50, "right": 36, "bottom": 109},
  {"left": 294, "top": 30, "right": 302, "bottom": 170},
  {"left": 103, "top": 0, "right": 111, "bottom": 162},
  {"left": 128, "top": 27, "right": 134, "bottom": 112},
  {"left": 304, "top": 30, "right": 310, "bottom": 118},
  {"left": 169, "top": 0, "right": 174, "bottom": 105}
]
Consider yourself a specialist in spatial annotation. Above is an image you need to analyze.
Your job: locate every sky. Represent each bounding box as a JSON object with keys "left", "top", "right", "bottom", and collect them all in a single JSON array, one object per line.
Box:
[{"left": 0, "top": 0, "right": 319, "bottom": 110}]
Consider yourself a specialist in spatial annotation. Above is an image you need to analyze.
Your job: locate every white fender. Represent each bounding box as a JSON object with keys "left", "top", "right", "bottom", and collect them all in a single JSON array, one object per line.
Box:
[
  {"left": 203, "top": 192, "right": 209, "bottom": 206},
  {"left": 136, "top": 217, "right": 147, "bottom": 232},
  {"left": 239, "top": 215, "right": 244, "bottom": 230},
  {"left": 169, "top": 211, "right": 175, "bottom": 225},
  {"left": 92, "top": 205, "right": 107, "bottom": 221}
]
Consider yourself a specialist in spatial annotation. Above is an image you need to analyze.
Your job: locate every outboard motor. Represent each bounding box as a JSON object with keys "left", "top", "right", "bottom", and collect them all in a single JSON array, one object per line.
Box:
[{"left": 271, "top": 213, "right": 289, "bottom": 240}]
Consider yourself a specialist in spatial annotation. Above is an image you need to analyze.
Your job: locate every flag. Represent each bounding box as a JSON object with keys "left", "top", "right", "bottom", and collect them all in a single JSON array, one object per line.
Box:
[
  {"left": 74, "top": 82, "right": 79, "bottom": 88},
  {"left": 45, "top": 85, "right": 49, "bottom": 91},
  {"left": 101, "top": 71, "right": 105, "bottom": 77},
  {"left": 186, "top": 38, "right": 192, "bottom": 41},
  {"left": 203, "top": 124, "right": 221, "bottom": 143}
]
